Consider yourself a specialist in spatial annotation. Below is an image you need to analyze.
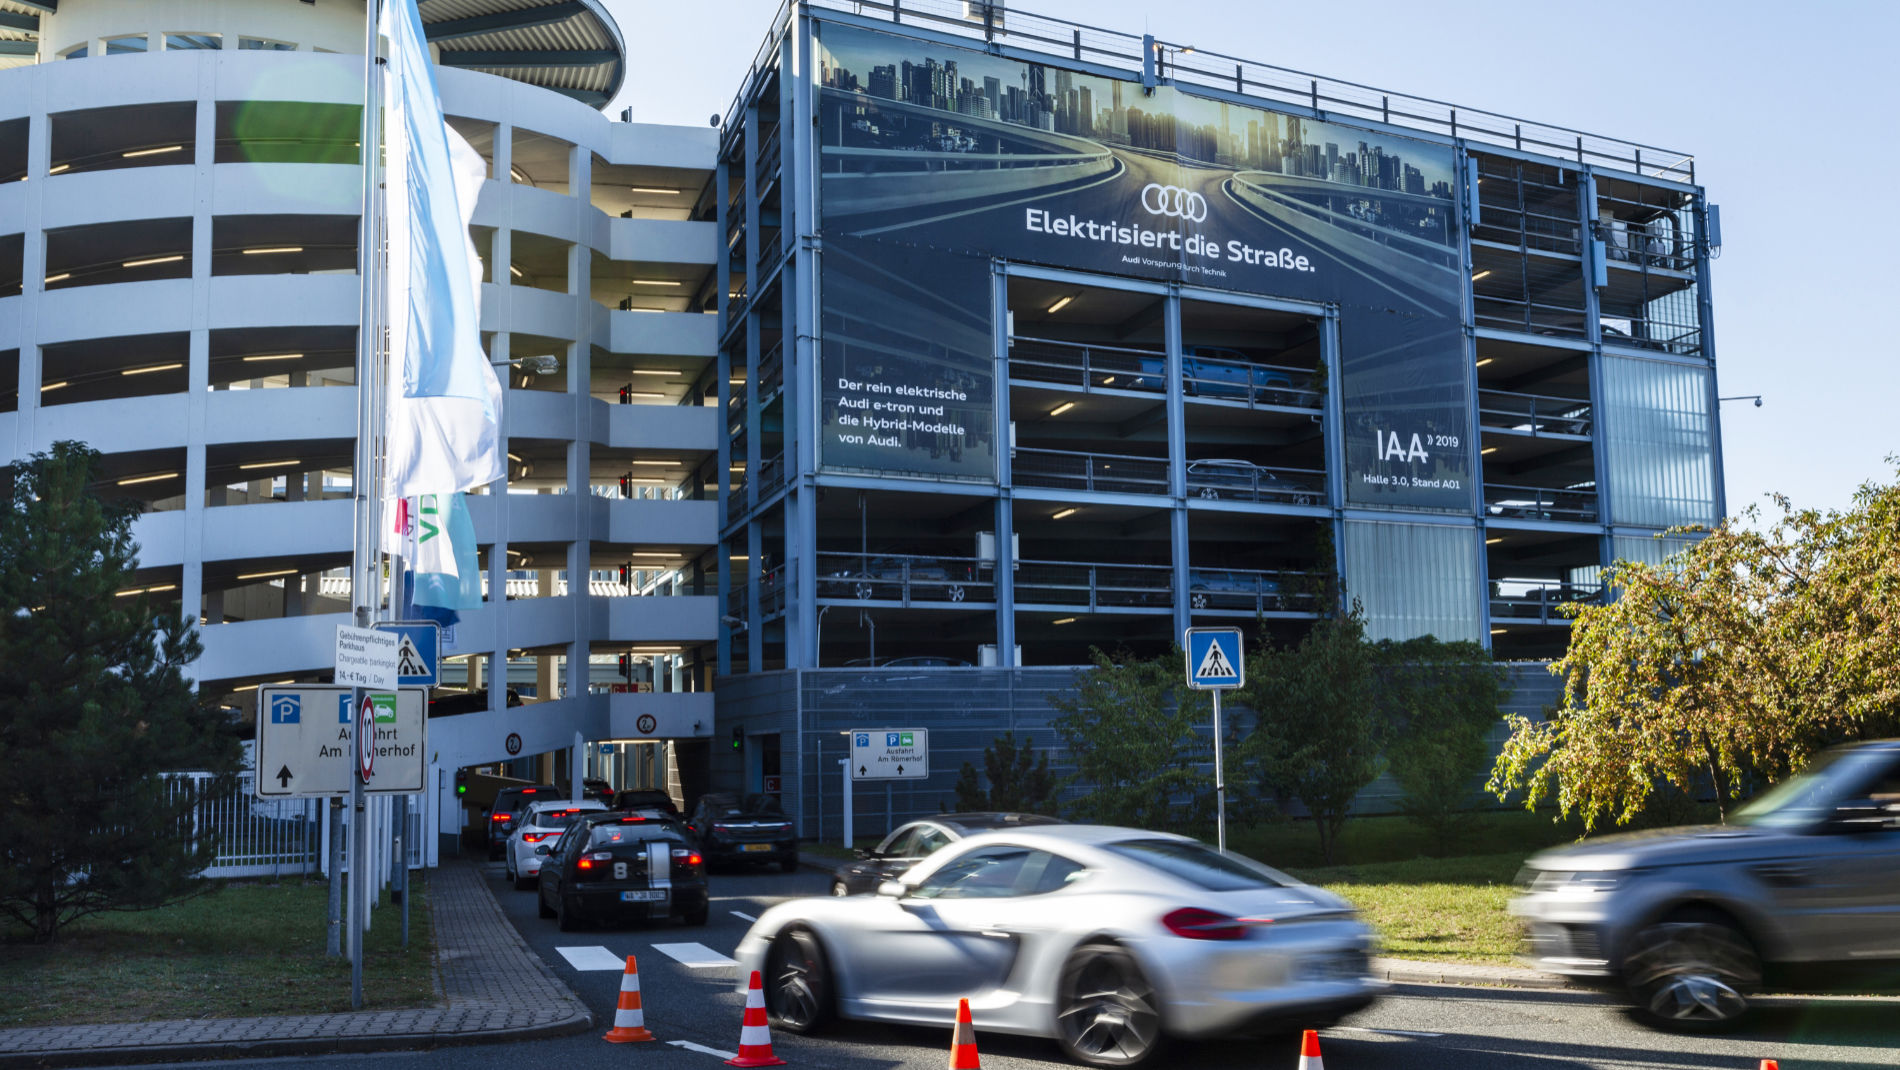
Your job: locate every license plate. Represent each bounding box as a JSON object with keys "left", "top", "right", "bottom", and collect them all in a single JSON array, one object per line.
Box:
[
  {"left": 620, "top": 890, "right": 666, "bottom": 902},
  {"left": 742, "top": 843, "right": 773, "bottom": 853}
]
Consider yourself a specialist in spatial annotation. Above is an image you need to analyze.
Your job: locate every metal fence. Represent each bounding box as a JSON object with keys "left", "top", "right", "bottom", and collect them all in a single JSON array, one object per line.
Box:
[{"left": 160, "top": 770, "right": 429, "bottom": 880}]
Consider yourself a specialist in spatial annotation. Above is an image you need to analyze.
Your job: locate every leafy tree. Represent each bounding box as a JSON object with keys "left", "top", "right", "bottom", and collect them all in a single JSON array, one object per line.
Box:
[
  {"left": 1491, "top": 470, "right": 1900, "bottom": 831},
  {"left": 1049, "top": 649, "right": 1212, "bottom": 833},
  {"left": 952, "top": 731, "right": 1057, "bottom": 815},
  {"left": 1377, "top": 637, "right": 1507, "bottom": 854},
  {"left": 0, "top": 442, "right": 242, "bottom": 942},
  {"left": 1236, "top": 609, "right": 1382, "bottom": 864}
]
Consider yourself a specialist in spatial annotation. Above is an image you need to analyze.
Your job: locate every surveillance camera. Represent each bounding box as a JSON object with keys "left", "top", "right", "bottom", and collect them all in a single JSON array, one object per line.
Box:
[
  {"left": 710, "top": 113, "right": 721, "bottom": 127},
  {"left": 1753, "top": 397, "right": 1763, "bottom": 408}
]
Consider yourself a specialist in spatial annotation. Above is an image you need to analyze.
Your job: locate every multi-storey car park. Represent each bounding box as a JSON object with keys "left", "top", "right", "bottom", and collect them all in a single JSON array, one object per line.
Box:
[
  {"left": 0, "top": 0, "right": 732, "bottom": 853},
  {"left": 710, "top": 1, "right": 1723, "bottom": 837},
  {"left": 0, "top": 0, "right": 1725, "bottom": 853}
]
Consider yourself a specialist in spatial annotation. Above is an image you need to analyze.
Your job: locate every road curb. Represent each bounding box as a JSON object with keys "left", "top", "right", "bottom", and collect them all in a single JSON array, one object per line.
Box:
[
  {"left": 1371, "top": 958, "right": 1577, "bottom": 990},
  {"left": 0, "top": 1012, "right": 596, "bottom": 1069}
]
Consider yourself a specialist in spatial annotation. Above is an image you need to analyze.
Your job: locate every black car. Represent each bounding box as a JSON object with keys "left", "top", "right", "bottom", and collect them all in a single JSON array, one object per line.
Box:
[
  {"left": 485, "top": 784, "right": 558, "bottom": 859},
  {"left": 828, "top": 811, "right": 1066, "bottom": 896},
  {"left": 535, "top": 811, "right": 708, "bottom": 930},
  {"left": 687, "top": 793, "right": 797, "bottom": 872},
  {"left": 581, "top": 778, "right": 615, "bottom": 805},
  {"left": 611, "top": 788, "right": 683, "bottom": 820}
]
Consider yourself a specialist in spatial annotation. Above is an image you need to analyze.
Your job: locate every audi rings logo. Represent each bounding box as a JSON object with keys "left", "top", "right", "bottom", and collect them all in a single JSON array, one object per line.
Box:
[{"left": 1141, "top": 183, "right": 1208, "bottom": 222}]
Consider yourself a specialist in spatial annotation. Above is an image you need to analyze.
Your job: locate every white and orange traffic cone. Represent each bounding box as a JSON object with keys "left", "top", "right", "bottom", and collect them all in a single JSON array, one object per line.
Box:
[
  {"left": 603, "top": 954, "right": 655, "bottom": 1043},
  {"left": 948, "top": 997, "right": 980, "bottom": 1069},
  {"left": 1760, "top": 1061, "right": 1780, "bottom": 1070},
  {"left": 725, "top": 969, "right": 787, "bottom": 1067},
  {"left": 1296, "top": 1028, "right": 1324, "bottom": 1070}
]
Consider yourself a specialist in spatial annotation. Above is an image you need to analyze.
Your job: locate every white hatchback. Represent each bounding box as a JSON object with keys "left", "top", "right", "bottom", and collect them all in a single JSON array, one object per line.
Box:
[{"left": 506, "top": 799, "right": 606, "bottom": 890}]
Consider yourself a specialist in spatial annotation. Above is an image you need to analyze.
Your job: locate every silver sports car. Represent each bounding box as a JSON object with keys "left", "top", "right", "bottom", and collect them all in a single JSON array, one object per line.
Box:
[{"left": 732, "top": 825, "right": 1383, "bottom": 1067}]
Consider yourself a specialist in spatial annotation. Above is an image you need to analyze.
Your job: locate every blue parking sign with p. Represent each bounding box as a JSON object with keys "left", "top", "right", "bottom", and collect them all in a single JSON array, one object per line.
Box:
[
  {"left": 270, "top": 694, "right": 301, "bottom": 724},
  {"left": 886, "top": 732, "right": 901, "bottom": 747},
  {"left": 855, "top": 733, "right": 869, "bottom": 747}
]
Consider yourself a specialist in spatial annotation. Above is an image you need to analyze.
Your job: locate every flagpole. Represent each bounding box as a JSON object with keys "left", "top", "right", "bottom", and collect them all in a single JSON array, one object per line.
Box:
[{"left": 348, "top": 0, "right": 385, "bottom": 1014}]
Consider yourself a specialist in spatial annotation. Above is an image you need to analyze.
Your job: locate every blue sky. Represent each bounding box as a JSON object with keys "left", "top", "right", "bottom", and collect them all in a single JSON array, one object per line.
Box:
[{"left": 602, "top": 0, "right": 1900, "bottom": 519}]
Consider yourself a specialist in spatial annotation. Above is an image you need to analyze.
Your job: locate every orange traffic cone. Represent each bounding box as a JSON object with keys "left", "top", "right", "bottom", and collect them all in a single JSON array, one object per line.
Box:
[
  {"left": 603, "top": 954, "right": 655, "bottom": 1042},
  {"left": 948, "top": 997, "right": 980, "bottom": 1069},
  {"left": 1760, "top": 1062, "right": 1779, "bottom": 1070},
  {"left": 726, "top": 970, "right": 787, "bottom": 1067},
  {"left": 1296, "top": 1028, "right": 1324, "bottom": 1070}
]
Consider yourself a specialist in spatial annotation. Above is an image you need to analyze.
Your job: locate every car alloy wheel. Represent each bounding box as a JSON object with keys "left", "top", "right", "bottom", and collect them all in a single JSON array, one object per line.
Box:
[
  {"left": 764, "top": 927, "right": 833, "bottom": 1034},
  {"left": 947, "top": 584, "right": 965, "bottom": 602},
  {"left": 1623, "top": 914, "right": 1760, "bottom": 1030},
  {"left": 1196, "top": 486, "right": 1220, "bottom": 500},
  {"left": 855, "top": 580, "right": 874, "bottom": 600},
  {"left": 1056, "top": 942, "right": 1164, "bottom": 1067},
  {"left": 1190, "top": 592, "right": 1208, "bottom": 609}
]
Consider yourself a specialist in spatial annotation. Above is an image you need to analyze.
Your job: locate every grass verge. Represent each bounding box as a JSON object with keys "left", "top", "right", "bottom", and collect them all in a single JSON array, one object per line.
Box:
[
  {"left": 1284, "top": 853, "right": 1525, "bottom": 965},
  {"left": 0, "top": 876, "right": 436, "bottom": 1028}
]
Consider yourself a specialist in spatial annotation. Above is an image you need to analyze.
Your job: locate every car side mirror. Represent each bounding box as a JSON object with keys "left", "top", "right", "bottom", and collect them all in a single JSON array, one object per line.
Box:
[
  {"left": 854, "top": 848, "right": 877, "bottom": 861},
  {"left": 876, "top": 879, "right": 907, "bottom": 898},
  {"left": 534, "top": 845, "right": 550, "bottom": 856}
]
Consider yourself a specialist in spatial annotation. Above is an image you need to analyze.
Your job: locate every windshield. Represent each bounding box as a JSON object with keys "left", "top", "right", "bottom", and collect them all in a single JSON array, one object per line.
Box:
[
  {"left": 1734, "top": 748, "right": 1899, "bottom": 829},
  {"left": 1106, "top": 839, "right": 1288, "bottom": 891},
  {"left": 587, "top": 822, "right": 675, "bottom": 849}
]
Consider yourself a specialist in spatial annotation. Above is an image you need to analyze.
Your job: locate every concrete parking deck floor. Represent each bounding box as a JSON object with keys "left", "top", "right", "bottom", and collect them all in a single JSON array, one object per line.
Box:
[{"left": 0, "top": 860, "right": 593, "bottom": 1068}]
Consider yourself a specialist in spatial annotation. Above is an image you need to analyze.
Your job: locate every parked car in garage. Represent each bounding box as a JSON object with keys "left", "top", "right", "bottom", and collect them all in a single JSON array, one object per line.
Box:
[
  {"left": 536, "top": 811, "right": 708, "bottom": 930},
  {"left": 506, "top": 798, "right": 606, "bottom": 890},
  {"left": 1185, "top": 458, "right": 1319, "bottom": 505},
  {"left": 687, "top": 792, "right": 798, "bottom": 872},
  {"left": 611, "top": 788, "right": 683, "bottom": 821},
  {"left": 830, "top": 812, "right": 1065, "bottom": 896}
]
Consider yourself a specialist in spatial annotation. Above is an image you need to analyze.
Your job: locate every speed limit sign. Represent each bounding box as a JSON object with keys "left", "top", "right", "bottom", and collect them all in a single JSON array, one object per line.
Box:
[{"left": 357, "top": 694, "right": 377, "bottom": 782}]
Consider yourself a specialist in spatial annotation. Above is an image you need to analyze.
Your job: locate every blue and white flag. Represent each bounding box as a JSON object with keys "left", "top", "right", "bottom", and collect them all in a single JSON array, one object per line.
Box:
[{"left": 380, "top": 0, "right": 504, "bottom": 498}]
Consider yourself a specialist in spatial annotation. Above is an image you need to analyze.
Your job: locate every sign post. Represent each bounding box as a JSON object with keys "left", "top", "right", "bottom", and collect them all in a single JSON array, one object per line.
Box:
[{"left": 1185, "top": 628, "right": 1244, "bottom": 854}]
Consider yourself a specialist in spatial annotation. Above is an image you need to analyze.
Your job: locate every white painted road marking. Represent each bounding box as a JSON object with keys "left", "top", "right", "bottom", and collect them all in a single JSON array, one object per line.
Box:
[
  {"left": 730, "top": 910, "right": 756, "bottom": 922},
  {"left": 668, "top": 1039, "right": 738, "bottom": 1059},
  {"left": 651, "top": 941, "right": 739, "bottom": 968},
  {"left": 554, "top": 946, "right": 630, "bottom": 971}
]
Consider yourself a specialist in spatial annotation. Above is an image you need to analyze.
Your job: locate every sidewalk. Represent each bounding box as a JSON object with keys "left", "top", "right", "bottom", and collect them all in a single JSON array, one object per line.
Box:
[{"left": 0, "top": 861, "right": 593, "bottom": 1068}]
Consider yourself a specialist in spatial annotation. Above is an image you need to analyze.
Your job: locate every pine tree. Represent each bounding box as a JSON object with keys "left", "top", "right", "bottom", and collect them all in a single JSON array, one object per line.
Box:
[{"left": 0, "top": 442, "right": 242, "bottom": 942}]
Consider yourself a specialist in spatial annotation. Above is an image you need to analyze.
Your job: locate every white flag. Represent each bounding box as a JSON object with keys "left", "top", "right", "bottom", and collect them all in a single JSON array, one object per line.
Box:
[{"left": 380, "top": 0, "right": 505, "bottom": 498}]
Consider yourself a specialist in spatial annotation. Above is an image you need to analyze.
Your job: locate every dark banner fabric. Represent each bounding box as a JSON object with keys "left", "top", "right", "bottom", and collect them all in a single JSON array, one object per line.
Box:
[
  {"left": 819, "top": 236, "right": 997, "bottom": 481},
  {"left": 1339, "top": 312, "right": 1470, "bottom": 511},
  {"left": 812, "top": 20, "right": 1472, "bottom": 509}
]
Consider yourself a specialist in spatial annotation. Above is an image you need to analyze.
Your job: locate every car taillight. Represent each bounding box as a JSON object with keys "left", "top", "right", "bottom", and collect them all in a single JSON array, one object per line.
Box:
[
  {"left": 521, "top": 833, "right": 546, "bottom": 843},
  {"left": 1162, "top": 908, "right": 1248, "bottom": 940},
  {"left": 671, "top": 848, "right": 703, "bottom": 867},
  {"left": 491, "top": 813, "right": 511, "bottom": 822}
]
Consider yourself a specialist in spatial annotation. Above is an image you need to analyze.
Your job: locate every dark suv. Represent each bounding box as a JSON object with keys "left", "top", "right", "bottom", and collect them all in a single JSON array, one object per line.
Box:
[
  {"left": 611, "top": 789, "right": 683, "bottom": 820},
  {"left": 829, "top": 812, "right": 1065, "bottom": 896},
  {"left": 485, "top": 784, "right": 558, "bottom": 859},
  {"left": 1511, "top": 740, "right": 1900, "bottom": 1029},
  {"left": 687, "top": 793, "right": 797, "bottom": 872}
]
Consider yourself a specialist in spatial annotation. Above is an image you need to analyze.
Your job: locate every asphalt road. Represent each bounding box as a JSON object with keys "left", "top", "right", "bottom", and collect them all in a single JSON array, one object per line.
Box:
[{"left": 140, "top": 861, "right": 1900, "bottom": 1070}]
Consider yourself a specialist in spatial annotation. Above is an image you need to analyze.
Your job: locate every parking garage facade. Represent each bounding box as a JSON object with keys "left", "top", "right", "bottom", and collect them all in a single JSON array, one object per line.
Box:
[{"left": 712, "top": 2, "right": 1723, "bottom": 836}]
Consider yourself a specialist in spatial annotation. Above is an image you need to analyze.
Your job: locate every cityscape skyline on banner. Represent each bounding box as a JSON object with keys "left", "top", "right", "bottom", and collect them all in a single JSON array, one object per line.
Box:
[{"left": 817, "top": 31, "right": 1455, "bottom": 199}]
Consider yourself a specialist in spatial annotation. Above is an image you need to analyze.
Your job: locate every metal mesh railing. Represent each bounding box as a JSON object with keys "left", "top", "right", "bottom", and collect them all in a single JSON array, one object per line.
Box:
[
  {"left": 1477, "top": 390, "right": 1591, "bottom": 437},
  {"left": 726, "top": 1, "right": 1693, "bottom": 184},
  {"left": 1012, "top": 447, "right": 1168, "bottom": 494},
  {"left": 816, "top": 552, "right": 991, "bottom": 605},
  {"left": 1489, "top": 582, "right": 1604, "bottom": 623},
  {"left": 1482, "top": 483, "right": 1598, "bottom": 522}
]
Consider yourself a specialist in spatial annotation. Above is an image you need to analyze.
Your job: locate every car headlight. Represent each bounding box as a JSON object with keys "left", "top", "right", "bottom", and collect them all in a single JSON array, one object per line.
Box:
[{"left": 1529, "top": 870, "right": 1624, "bottom": 894}]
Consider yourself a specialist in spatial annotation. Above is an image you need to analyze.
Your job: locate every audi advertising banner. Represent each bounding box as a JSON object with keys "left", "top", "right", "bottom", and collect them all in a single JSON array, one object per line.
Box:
[{"left": 812, "top": 20, "right": 1473, "bottom": 509}]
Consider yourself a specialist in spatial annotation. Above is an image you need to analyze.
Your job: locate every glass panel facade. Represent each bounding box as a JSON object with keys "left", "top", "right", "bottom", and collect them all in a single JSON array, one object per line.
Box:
[
  {"left": 1611, "top": 533, "right": 1699, "bottom": 569},
  {"left": 1342, "top": 520, "right": 1483, "bottom": 643},
  {"left": 1601, "top": 355, "right": 1717, "bottom": 528}
]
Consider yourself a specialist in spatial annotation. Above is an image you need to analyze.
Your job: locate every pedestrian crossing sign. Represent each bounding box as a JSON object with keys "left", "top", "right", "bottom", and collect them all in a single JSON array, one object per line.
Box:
[
  {"left": 1184, "top": 627, "right": 1244, "bottom": 690},
  {"left": 374, "top": 621, "right": 440, "bottom": 688}
]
